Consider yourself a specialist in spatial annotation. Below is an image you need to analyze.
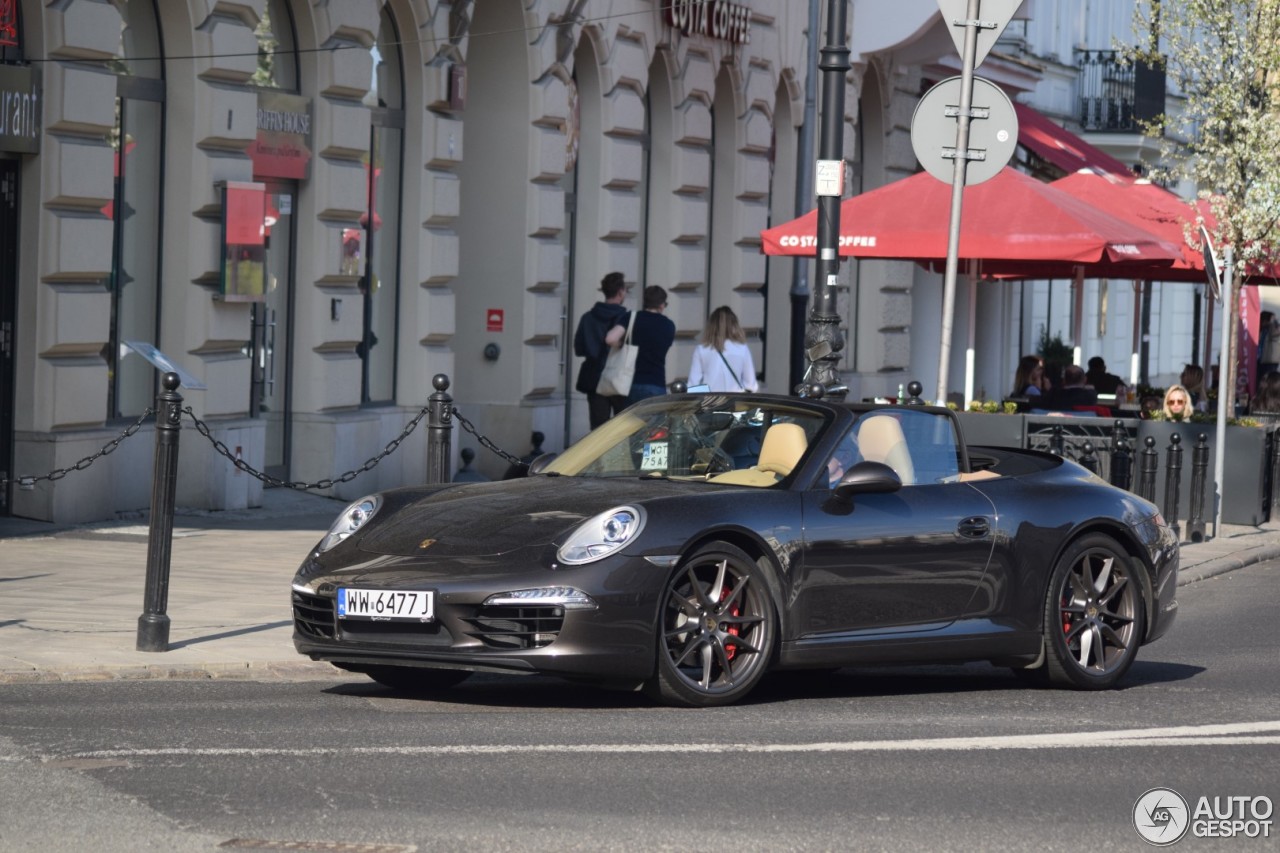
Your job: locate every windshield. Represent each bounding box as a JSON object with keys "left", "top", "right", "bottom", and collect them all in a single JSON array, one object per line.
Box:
[{"left": 545, "top": 396, "right": 832, "bottom": 485}]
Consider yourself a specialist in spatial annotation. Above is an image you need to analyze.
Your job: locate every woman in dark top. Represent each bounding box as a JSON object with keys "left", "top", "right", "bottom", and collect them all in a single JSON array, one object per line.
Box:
[{"left": 605, "top": 285, "right": 676, "bottom": 404}]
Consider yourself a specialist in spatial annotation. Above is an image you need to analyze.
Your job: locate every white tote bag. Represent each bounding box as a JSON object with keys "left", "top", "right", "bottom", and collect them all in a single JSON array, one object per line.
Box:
[{"left": 597, "top": 311, "right": 638, "bottom": 397}]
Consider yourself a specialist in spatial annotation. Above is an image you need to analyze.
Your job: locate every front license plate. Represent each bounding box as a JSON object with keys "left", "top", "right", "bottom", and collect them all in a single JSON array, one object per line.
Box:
[{"left": 337, "top": 588, "right": 435, "bottom": 622}]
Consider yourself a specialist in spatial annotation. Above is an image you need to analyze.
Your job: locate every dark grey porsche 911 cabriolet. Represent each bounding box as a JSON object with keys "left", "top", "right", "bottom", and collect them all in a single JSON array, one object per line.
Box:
[{"left": 292, "top": 393, "right": 1178, "bottom": 707}]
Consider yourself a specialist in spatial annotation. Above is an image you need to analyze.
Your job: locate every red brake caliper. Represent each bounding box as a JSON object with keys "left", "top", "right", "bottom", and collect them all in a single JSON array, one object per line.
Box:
[{"left": 720, "top": 585, "right": 741, "bottom": 661}]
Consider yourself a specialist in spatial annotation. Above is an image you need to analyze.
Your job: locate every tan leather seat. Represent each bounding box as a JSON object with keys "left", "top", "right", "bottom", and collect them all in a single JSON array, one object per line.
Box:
[
  {"left": 756, "top": 422, "right": 808, "bottom": 477},
  {"left": 857, "top": 415, "right": 915, "bottom": 485},
  {"left": 708, "top": 422, "right": 808, "bottom": 486}
]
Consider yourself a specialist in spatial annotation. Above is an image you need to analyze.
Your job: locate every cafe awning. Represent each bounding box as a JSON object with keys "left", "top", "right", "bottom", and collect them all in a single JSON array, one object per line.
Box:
[
  {"left": 1014, "top": 103, "right": 1133, "bottom": 182},
  {"left": 759, "top": 166, "right": 1181, "bottom": 268}
]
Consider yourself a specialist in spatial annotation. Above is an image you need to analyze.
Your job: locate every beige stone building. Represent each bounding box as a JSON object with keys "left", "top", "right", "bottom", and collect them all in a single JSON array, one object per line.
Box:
[{"left": 5, "top": 1, "right": 1174, "bottom": 524}]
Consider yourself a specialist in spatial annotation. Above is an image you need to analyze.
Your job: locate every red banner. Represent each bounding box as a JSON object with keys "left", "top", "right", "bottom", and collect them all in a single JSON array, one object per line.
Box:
[
  {"left": 1240, "top": 284, "right": 1261, "bottom": 398},
  {"left": 0, "top": 0, "right": 17, "bottom": 48}
]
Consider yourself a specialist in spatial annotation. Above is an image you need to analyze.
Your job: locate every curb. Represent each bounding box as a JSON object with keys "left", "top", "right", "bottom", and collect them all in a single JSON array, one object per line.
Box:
[
  {"left": 0, "top": 660, "right": 341, "bottom": 685},
  {"left": 1177, "top": 544, "right": 1280, "bottom": 585}
]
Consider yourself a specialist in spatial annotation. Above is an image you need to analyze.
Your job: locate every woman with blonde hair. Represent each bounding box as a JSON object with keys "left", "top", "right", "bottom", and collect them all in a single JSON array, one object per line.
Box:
[
  {"left": 1162, "top": 384, "right": 1193, "bottom": 420},
  {"left": 688, "top": 306, "right": 759, "bottom": 392}
]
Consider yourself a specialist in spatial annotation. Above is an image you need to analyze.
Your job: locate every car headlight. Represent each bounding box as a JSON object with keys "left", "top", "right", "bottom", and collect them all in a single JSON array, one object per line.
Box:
[
  {"left": 557, "top": 505, "right": 646, "bottom": 565},
  {"left": 483, "top": 587, "right": 598, "bottom": 610},
  {"left": 317, "top": 495, "right": 382, "bottom": 553}
]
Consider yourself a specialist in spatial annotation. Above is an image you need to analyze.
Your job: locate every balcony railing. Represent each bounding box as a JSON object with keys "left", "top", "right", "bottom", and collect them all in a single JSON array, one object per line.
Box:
[{"left": 1076, "top": 49, "right": 1166, "bottom": 133}]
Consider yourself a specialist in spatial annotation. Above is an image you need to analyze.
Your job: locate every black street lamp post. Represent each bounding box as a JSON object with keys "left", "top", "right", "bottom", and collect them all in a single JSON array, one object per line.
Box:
[
  {"left": 802, "top": 0, "right": 851, "bottom": 399},
  {"left": 789, "top": 0, "right": 822, "bottom": 393}
]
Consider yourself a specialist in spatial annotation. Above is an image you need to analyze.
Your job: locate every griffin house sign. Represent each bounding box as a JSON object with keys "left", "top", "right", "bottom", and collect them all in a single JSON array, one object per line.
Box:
[
  {"left": 0, "top": 65, "right": 40, "bottom": 154},
  {"left": 249, "top": 91, "right": 312, "bottom": 181},
  {"left": 664, "top": 0, "right": 751, "bottom": 44}
]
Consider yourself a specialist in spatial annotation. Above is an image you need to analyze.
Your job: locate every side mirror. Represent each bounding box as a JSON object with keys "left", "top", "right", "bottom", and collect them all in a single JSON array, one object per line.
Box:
[
  {"left": 527, "top": 452, "right": 558, "bottom": 475},
  {"left": 833, "top": 461, "right": 902, "bottom": 499}
]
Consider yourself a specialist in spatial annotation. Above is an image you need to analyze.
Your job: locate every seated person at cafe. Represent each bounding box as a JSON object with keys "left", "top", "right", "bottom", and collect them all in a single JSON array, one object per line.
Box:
[
  {"left": 1180, "top": 364, "right": 1210, "bottom": 413},
  {"left": 1010, "top": 354, "right": 1051, "bottom": 399},
  {"left": 1162, "top": 384, "right": 1193, "bottom": 420},
  {"left": 1085, "top": 356, "right": 1127, "bottom": 398},
  {"left": 1045, "top": 364, "right": 1101, "bottom": 411},
  {"left": 1250, "top": 370, "right": 1280, "bottom": 414},
  {"left": 1139, "top": 394, "right": 1162, "bottom": 420}
]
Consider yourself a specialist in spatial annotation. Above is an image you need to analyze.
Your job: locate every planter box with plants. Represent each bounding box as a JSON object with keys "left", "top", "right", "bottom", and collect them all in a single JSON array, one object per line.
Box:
[
  {"left": 1137, "top": 416, "right": 1274, "bottom": 528},
  {"left": 953, "top": 401, "right": 1025, "bottom": 448}
]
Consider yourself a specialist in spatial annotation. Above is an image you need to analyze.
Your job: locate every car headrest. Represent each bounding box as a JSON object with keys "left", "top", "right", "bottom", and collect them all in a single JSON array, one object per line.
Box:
[
  {"left": 856, "top": 415, "right": 915, "bottom": 485},
  {"left": 756, "top": 422, "right": 808, "bottom": 477}
]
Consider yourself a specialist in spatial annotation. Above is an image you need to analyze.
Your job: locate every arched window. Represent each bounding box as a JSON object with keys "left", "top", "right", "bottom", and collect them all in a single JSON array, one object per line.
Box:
[
  {"left": 252, "top": 0, "right": 299, "bottom": 91},
  {"left": 107, "top": 0, "right": 165, "bottom": 419},
  {"left": 359, "top": 6, "right": 404, "bottom": 404}
]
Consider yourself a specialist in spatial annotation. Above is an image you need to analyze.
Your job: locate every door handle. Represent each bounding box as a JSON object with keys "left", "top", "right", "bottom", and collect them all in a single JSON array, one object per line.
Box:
[{"left": 957, "top": 516, "right": 990, "bottom": 538}]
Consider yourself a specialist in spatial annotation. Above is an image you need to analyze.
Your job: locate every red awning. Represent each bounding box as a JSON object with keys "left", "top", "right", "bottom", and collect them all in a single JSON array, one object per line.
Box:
[
  {"left": 759, "top": 167, "right": 1181, "bottom": 270},
  {"left": 1014, "top": 103, "right": 1133, "bottom": 181}
]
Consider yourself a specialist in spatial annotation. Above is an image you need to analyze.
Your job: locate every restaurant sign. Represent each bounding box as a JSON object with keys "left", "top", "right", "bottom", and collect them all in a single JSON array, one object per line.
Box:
[
  {"left": 0, "top": 64, "right": 40, "bottom": 154},
  {"left": 664, "top": 0, "right": 751, "bottom": 45},
  {"left": 249, "top": 91, "right": 311, "bottom": 181}
]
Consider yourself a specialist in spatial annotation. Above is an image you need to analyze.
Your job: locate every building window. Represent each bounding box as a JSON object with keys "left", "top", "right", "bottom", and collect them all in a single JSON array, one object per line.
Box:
[
  {"left": 107, "top": 1, "right": 164, "bottom": 419},
  {"left": 253, "top": 0, "right": 299, "bottom": 92},
  {"left": 360, "top": 7, "right": 404, "bottom": 404},
  {"left": 1, "top": 1, "right": 23, "bottom": 62}
]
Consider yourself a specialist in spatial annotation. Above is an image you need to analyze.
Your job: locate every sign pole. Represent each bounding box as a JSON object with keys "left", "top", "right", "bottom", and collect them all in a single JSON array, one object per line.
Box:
[
  {"left": 935, "top": 0, "right": 983, "bottom": 405},
  {"left": 1213, "top": 245, "right": 1233, "bottom": 538}
]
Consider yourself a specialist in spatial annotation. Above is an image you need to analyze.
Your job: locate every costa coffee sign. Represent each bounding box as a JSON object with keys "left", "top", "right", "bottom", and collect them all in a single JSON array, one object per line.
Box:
[{"left": 665, "top": 0, "right": 751, "bottom": 45}]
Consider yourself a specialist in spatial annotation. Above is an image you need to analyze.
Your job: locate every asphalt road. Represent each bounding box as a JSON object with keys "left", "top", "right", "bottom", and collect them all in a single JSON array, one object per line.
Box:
[{"left": 1, "top": 562, "right": 1277, "bottom": 852}]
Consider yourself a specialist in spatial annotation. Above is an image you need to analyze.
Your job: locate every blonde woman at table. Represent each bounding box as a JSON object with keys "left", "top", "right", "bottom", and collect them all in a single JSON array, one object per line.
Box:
[
  {"left": 1162, "top": 384, "right": 1194, "bottom": 421},
  {"left": 688, "top": 306, "right": 759, "bottom": 393}
]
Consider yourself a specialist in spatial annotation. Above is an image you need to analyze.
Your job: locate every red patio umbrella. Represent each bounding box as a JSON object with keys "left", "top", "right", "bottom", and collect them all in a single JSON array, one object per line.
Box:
[{"left": 761, "top": 167, "right": 1182, "bottom": 269}]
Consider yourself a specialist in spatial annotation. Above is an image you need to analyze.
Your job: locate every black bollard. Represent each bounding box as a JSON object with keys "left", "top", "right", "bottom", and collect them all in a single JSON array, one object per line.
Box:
[
  {"left": 1110, "top": 433, "right": 1132, "bottom": 492},
  {"left": 905, "top": 381, "right": 926, "bottom": 406},
  {"left": 1050, "top": 424, "right": 1065, "bottom": 456},
  {"left": 1163, "top": 433, "right": 1182, "bottom": 540},
  {"left": 1080, "top": 440, "right": 1099, "bottom": 475},
  {"left": 1137, "top": 436, "right": 1158, "bottom": 502},
  {"left": 426, "top": 374, "right": 453, "bottom": 484},
  {"left": 1187, "top": 433, "right": 1210, "bottom": 542},
  {"left": 137, "top": 372, "right": 183, "bottom": 652},
  {"left": 1270, "top": 429, "right": 1280, "bottom": 523}
]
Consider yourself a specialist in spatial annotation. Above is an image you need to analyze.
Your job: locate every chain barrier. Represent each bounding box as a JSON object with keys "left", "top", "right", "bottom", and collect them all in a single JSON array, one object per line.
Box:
[
  {"left": 182, "top": 404, "right": 437, "bottom": 490},
  {"left": 449, "top": 405, "right": 528, "bottom": 469},
  {"left": 0, "top": 409, "right": 155, "bottom": 490},
  {"left": 2, "top": 399, "right": 526, "bottom": 493}
]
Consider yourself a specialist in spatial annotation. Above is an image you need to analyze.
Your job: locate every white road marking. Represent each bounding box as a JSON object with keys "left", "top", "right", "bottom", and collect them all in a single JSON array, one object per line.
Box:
[{"left": 28, "top": 720, "right": 1280, "bottom": 761}]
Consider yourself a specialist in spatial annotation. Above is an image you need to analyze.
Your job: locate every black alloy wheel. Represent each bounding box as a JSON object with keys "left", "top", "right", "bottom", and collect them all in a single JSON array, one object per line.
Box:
[
  {"left": 646, "top": 541, "right": 776, "bottom": 707},
  {"left": 1043, "top": 534, "right": 1145, "bottom": 689}
]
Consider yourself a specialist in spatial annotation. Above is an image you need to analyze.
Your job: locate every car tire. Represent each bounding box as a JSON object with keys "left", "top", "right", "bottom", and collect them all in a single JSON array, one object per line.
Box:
[
  {"left": 645, "top": 541, "right": 777, "bottom": 708},
  {"left": 1043, "top": 534, "right": 1146, "bottom": 690},
  {"left": 357, "top": 665, "right": 471, "bottom": 693}
]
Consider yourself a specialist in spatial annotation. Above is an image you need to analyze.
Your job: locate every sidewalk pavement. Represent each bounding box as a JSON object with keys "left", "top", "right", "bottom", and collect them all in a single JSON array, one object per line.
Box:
[{"left": 2, "top": 488, "right": 1279, "bottom": 684}]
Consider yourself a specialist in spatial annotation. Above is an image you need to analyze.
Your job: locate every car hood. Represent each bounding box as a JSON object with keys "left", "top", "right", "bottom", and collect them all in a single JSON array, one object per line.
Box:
[{"left": 356, "top": 476, "right": 696, "bottom": 558}]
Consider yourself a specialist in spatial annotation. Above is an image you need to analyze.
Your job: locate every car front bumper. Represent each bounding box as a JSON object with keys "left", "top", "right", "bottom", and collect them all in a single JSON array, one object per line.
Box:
[{"left": 290, "top": 550, "right": 665, "bottom": 681}]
